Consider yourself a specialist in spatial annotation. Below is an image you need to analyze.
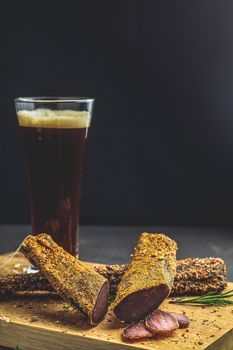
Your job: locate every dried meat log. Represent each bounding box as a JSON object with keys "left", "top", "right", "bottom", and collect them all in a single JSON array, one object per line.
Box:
[
  {"left": 0, "top": 257, "right": 227, "bottom": 297},
  {"left": 0, "top": 272, "right": 54, "bottom": 294},
  {"left": 96, "top": 257, "right": 227, "bottom": 296},
  {"left": 95, "top": 264, "right": 126, "bottom": 296},
  {"left": 172, "top": 257, "right": 227, "bottom": 295},
  {"left": 20, "top": 234, "right": 109, "bottom": 325},
  {"left": 113, "top": 233, "right": 177, "bottom": 322}
]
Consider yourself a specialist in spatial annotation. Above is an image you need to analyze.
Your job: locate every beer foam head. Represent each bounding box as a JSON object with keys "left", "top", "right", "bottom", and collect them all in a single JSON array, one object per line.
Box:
[{"left": 17, "top": 109, "right": 91, "bottom": 128}]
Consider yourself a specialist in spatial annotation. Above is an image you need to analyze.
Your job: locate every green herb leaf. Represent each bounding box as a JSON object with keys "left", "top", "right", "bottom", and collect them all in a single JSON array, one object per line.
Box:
[{"left": 170, "top": 289, "right": 233, "bottom": 306}]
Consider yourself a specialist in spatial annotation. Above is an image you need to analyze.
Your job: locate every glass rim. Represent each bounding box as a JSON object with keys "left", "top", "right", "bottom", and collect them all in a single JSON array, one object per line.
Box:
[{"left": 14, "top": 96, "right": 95, "bottom": 103}]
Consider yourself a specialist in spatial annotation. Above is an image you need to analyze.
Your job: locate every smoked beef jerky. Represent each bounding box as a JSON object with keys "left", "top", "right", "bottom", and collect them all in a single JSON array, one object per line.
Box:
[
  {"left": 20, "top": 234, "right": 109, "bottom": 325},
  {"left": 113, "top": 233, "right": 177, "bottom": 322}
]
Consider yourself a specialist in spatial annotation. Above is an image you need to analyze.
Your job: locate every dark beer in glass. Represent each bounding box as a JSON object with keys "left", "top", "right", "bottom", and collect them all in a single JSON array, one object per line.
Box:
[{"left": 15, "top": 98, "right": 94, "bottom": 256}]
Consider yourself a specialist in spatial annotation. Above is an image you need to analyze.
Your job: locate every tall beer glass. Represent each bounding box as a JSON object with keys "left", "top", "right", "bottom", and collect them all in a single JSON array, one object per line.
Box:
[{"left": 14, "top": 97, "right": 94, "bottom": 256}]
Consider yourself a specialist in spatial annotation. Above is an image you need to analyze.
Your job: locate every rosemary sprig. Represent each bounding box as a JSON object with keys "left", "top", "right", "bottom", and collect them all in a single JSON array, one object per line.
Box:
[{"left": 170, "top": 289, "right": 233, "bottom": 306}]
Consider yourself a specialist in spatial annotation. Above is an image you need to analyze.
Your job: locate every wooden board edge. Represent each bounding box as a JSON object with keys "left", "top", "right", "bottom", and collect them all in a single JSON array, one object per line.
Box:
[
  {"left": 206, "top": 328, "right": 233, "bottom": 350},
  {"left": 0, "top": 320, "right": 145, "bottom": 350}
]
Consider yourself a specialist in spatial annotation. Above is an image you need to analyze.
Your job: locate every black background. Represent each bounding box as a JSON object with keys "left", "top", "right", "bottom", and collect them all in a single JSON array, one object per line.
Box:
[{"left": 1, "top": 0, "right": 233, "bottom": 226}]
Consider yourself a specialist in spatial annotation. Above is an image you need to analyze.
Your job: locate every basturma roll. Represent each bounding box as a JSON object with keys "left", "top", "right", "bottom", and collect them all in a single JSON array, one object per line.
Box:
[
  {"left": 0, "top": 258, "right": 227, "bottom": 297},
  {"left": 20, "top": 234, "right": 109, "bottom": 325},
  {"left": 113, "top": 233, "right": 177, "bottom": 322}
]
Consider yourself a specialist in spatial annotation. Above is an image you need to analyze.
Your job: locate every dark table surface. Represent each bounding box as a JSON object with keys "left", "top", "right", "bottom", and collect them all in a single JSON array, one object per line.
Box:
[
  {"left": 0, "top": 224, "right": 233, "bottom": 350},
  {"left": 1, "top": 224, "right": 233, "bottom": 278}
]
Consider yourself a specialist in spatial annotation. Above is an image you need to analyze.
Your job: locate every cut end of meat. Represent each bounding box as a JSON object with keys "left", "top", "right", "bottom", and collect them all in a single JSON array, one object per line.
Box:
[
  {"left": 122, "top": 321, "right": 153, "bottom": 341},
  {"left": 169, "top": 312, "right": 190, "bottom": 328},
  {"left": 145, "top": 309, "right": 179, "bottom": 334},
  {"left": 91, "top": 281, "right": 109, "bottom": 325},
  {"left": 114, "top": 284, "right": 169, "bottom": 322}
]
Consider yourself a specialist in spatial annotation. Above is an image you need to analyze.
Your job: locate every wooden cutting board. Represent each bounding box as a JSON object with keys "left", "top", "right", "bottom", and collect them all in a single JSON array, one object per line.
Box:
[{"left": 0, "top": 253, "right": 232, "bottom": 350}]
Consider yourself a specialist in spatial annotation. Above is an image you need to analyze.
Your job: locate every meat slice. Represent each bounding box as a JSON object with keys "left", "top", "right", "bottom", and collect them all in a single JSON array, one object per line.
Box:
[
  {"left": 20, "top": 234, "right": 109, "bottom": 325},
  {"left": 169, "top": 312, "right": 190, "bottom": 328},
  {"left": 122, "top": 321, "right": 153, "bottom": 341},
  {"left": 145, "top": 310, "right": 179, "bottom": 334},
  {"left": 113, "top": 233, "right": 177, "bottom": 322}
]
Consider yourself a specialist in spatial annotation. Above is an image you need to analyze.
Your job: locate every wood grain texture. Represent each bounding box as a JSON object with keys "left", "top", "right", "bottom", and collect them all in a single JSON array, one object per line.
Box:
[{"left": 0, "top": 254, "right": 232, "bottom": 350}]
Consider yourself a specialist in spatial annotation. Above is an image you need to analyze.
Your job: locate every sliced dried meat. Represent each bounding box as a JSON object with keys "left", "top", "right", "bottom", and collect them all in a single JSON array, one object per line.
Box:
[
  {"left": 145, "top": 310, "right": 179, "bottom": 334},
  {"left": 113, "top": 233, "right": 177, "bottom": 322},
  {"left": 122, "top": 321, "right": 153, "bottom": 341},
  {"left": 169, "top": 312, "right": 190, "bottom": 328}
]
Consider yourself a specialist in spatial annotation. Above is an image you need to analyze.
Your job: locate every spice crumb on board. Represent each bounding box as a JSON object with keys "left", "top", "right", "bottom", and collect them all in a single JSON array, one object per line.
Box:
[
  {"left": 30, "top": 316, "right": 39, "bottom": 322},
  {"left": 214, "top": 325, "right": 222, "bottom": 330}
]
